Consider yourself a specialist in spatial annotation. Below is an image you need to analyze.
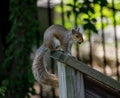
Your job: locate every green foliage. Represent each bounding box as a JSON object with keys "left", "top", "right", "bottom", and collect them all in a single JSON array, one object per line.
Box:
[
  {"left": 0, "top": 80, "right": 8, "bottom": 96},
  {"left": 66, "top": 0, "right": 108, "bottom": 33},
  {"left": 0, "top": 0, "right": 39, "bottom": 97},
  {"left": 55, "top": 0, "right": 120, "bottom": 36}
]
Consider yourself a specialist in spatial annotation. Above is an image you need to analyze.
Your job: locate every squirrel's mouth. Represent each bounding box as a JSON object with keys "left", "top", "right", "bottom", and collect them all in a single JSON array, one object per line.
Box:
[{"left": 77, "top": 42, "right": 81, "bottom": 44}]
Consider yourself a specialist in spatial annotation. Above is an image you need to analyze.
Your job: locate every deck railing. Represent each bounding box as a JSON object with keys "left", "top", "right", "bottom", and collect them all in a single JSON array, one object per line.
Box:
[{"left": 51, "top": 51, "right": 120, "bottom": 98}]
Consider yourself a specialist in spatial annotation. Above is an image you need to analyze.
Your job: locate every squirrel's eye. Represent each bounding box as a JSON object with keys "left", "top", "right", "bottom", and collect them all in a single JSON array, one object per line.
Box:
[{"left": 76, "top": 35, "right": 79, "bottom": 38}]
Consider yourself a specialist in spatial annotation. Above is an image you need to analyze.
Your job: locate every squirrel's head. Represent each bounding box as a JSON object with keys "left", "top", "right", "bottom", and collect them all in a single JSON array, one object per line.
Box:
[{"left": 72, "top": 29, "right": 84, "bottom": 44}]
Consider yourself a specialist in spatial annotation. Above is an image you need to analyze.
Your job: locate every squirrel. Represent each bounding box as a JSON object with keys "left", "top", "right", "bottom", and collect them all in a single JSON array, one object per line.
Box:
[{"left": 32, "top": 24, "right": 84, "bottom": 87}]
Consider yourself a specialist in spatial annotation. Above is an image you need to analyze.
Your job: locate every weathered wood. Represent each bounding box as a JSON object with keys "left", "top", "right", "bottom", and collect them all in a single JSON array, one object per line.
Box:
[
  {"left": 84, "top": 77, "right": 120, "bottom": 98},
  {"left": 57, "top": 62, "right": 67, "bottom": 98},
  {"left": 57, "top": 62, "right": 85, "bottom": 98},
  {"left": 51, "top": 51, "right": 120, "bottom": 94}
]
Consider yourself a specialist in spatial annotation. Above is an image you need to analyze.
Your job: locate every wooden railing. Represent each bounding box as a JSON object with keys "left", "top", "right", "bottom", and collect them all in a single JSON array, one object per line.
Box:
[{"left": 51, "top": 51, "right": 120, "bottom": 98}]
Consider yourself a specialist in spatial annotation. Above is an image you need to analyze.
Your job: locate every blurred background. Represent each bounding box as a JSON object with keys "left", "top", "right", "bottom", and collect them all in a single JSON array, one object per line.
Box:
[{"left": 0, "top": 0, "right": 120, "bottom": 98}]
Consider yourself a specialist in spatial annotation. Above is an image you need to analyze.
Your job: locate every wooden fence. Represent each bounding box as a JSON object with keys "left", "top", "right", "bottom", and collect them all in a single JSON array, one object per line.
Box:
[{"left": 51, "top": 51, "right": 120, "bottom": 98}]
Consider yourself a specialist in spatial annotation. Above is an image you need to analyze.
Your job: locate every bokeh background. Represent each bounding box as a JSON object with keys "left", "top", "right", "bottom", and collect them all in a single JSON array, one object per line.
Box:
[{"left": 0, "top": 0, "right": 120, "bottom": 98}]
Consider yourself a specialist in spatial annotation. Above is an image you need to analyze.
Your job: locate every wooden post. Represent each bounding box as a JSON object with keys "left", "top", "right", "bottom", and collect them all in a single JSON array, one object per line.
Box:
[
  {"left": 57, "top": 62, "right": 85, "bottom": 98},
  {"left": 51, "top": 51, "right": 120, "bottom": 97}
]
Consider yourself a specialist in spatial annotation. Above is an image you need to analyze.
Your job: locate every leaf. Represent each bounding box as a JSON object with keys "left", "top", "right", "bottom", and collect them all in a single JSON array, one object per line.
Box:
[
  {"left": 66, "top": 11, "right": 72, "bottom": 19},
  {"left": 91, "top": 25, "right": 98, "bottom": 33},
  {"left": 79, "top": 7, "right": 88, "bottom": 14},
  {"left": 83, "top": 23, "right": 90, "bottom": 30},
  {"left": 66, "top": 4, "right": 74, "bottom": 7},
  {"left": 100, "top": 0, "right": 108, "bottom": 6},
  {"left": 84, "top": 18, "right": 89, "bottom": 22},
  {"left": 93, "top": 0, "right": 100, "bottom": 4},
  {"left": 83, "top": 22, "right": 98, "bottom": 33},
  {"left": 0, "top": 87, "right": 6, "bottom": 96},
  {"left": 89, "top": 7, "right": 95, "bottom": 14},
  {"left": 91, "top": 18, "right": 97, "bottom": 23},
  {"left": 74, "top": 0, "right": 78, "bottom": 4},
  {"left": 83, "top": 0, "right": 91, "bottom": 5}
]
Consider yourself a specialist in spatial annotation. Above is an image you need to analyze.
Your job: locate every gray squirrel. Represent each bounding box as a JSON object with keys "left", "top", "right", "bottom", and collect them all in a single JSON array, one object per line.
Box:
[{"left": 32, "top": 24, "right": 84, "bottom": 87}]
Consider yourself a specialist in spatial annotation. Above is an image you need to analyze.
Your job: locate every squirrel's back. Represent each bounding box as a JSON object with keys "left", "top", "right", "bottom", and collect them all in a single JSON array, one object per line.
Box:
[
  {"left": 43, "top": 24, "right": 69, "bottom": 50},
  {"left": 44, "top": 24, "right": 67, "bottom": 34}
]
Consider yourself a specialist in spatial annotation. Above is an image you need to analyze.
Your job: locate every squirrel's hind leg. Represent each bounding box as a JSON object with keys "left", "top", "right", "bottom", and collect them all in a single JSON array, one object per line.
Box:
[{"left": 53, "top": 38, "right": 64, "bottom": 53}]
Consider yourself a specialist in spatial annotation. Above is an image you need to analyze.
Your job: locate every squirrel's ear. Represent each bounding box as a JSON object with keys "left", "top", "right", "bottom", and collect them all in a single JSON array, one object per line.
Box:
[{"left": 72, "top": 29, "right": 76, "bottom": 35}]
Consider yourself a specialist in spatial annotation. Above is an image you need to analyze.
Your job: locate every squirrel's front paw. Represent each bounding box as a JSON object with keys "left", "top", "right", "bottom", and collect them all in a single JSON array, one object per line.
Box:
[
  {"left": 67, "top": 52, "right": 72, "bottom": 56},
  {"left": 57, "top": 50, "right": 64, "bottom": 53}
]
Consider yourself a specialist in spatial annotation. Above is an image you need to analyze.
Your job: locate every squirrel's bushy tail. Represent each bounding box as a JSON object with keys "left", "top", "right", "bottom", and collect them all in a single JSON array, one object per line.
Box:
[{"left": 32, "top": 44, "right": 58, "bottom": 87}]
